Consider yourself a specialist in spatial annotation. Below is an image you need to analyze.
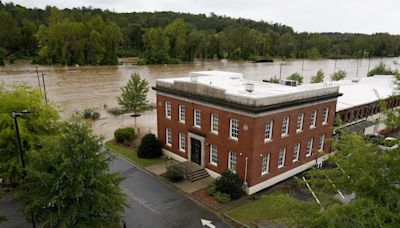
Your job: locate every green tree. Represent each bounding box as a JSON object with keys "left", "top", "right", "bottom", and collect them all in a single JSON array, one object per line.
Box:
[
  {"left": 331, "top": 70, "right": 347, "bottom": 81},
  {"left": 0, "top": 84, "right": 59, "bottom": 184},
  {"left": 287, "top": 72, "right": 303, "bottom": 84},
  {"left": 142, "top": 27, "right": 170, "bottom": 64},
  {"left": 165, "top": 18, "right": 189, "bottom": 60},
  {"left": 118, "top": 73, "right": 149, "bottom": 127},
  {"left": 287, "top": 133, "right": 400, "bottom": 227},
  {"left": 311, "top": 69, "right": 325, "bottom": 83},
  {"left": 17, "top": 118, "right": 127, "bottom": 227}
]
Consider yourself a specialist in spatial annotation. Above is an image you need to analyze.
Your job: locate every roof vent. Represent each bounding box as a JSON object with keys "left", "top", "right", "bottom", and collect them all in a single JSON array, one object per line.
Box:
[
  {"left": 245, "top": 83, "right": 255, "bottom": 93},
  {"left": 351, "top": 79, "right": 360, "bottom": 83},
  {"left": 280, "top": 79, "right": 298, "bottom": 87}
]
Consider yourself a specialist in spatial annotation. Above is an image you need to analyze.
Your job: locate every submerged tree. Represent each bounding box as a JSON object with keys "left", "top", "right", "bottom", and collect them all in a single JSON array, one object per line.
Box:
[
  {"left": 287, "top": 72, "right": 303, "bottom": 84},
  {"left": 17, "top": 118, "right": 127, "bottom": 227},
  {"left": 331, "top": 70, "right": 347, "bottom": 81},
  {"left": 118, "top": 73, "right": 149, "bottom": 127},
  {"left": 311, "top": 69, "right": 325, "bottom": 83}
]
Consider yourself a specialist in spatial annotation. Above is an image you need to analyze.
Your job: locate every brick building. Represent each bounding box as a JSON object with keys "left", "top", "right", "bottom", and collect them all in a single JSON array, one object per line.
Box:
[{"left": 153, "top": 71, "right": 342, "bottom": 194}]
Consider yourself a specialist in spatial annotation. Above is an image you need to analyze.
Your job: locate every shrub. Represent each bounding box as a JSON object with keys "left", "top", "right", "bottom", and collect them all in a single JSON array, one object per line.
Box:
[
  {"left": 207, "top": 182, "right": 217, "bottom": 196},
  {"left": 137, "top": 133, "right": 162, "bottom": 158},
  {"left": 367, "top": 63, "right": 396, "bottom": 77},
  {"left": 331, "top": 70, "right": 347, "bottom": 81},
  {"left": 114, "top": 128, "right": 136, "bottom": 144},
  {"left": 213, "top": 191, "right": 231, "bottom": 203},
  {"left": 91, "top": 111, "right": 100, "bottom": 120},
  {"left": 215, "top": 171, "right": 243, "bottom": 200},
  {"left": 311, "top": 69, "right": 324, "bottom": 83},
  {"left": 166, "top": 165, "right": 185, "bottom": 182},
  {"left": 83, "top": 108, "right": 93, "bottom": 119},
  {"left": 287, "top": 72, "right": 303, "bottom": 84}
]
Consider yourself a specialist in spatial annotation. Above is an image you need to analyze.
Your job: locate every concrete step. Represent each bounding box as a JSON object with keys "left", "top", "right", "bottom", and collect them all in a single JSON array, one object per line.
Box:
[{"left": 186, "top": 169, "right": 210, "bottom": 182}]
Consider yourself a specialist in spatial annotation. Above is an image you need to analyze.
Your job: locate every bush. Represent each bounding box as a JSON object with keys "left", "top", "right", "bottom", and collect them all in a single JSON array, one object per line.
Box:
[
  {"left": 367, "top": 63, "right": 396, "bottom": 77},
  {"left": 207, "top": 182, "right": 217, "bottom": 196},
  {"left": 287, "top": 72, "right": 303, "bottom": 84},
  {"left": 166, "top": 165, "right": 185, "bottom": 182},
  {"left": 215, "top": 171, "right": 243, "bottom": 200},
  {"left": 83, "top": 108, "right": 93, "bottom": 119},
  {"left": 114, "top": 128, "right": 136, "bottom": 144},
  {"left": 311, "top": 69, "right": 324, "bottom": 83},
  {"left": 213, "top": 191, "right": 231, "bottom": 203},
  {"left": 91, "top": 111, "right": 100, "bottom": 120},
  {"left": 331, "top": 70, "right": 347, "bottom": 81},
  {"left": 137, "top": 133, "right": 162, "bottom": 158}
]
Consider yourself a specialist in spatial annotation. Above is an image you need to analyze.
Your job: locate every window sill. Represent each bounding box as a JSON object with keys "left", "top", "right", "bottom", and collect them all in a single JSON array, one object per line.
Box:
[
  {"left": 193, "top": 125, "right": 201, "bottom": 129},
  {"left": 179, "top": 121, "right": 185, "bottom": 124},
  {"left": 165, "top": 117, "right": 171, "bottom": 120},
  {"left": 264, "top": 139, "right": 273, "bottom": 143},
  {"left": 281, "top": 134, "right": 289, "bottom": 138},
  {"left": 166, "top": 143, "right": 172, "bottom": 148},
  {"left": 210, "top": 131, "right": 218, "bottom": 136},
  {"left": 210, "top": 162, "right": 218, "bottom": 167},
  {"left": 296, "top": 129, "right": 303, "bottom": 134},
  {"left": 278, "top": 165, "right": 284, "bottom": 169},
  {"left": 261, "top": 172, "right": 269, "bottom": 176},
  {"left": 322, "top": 122, "right": 328, "bottom": 126},
  {"left": 310, "top": 126, "right": 316, "bottom": 130},
  {"left": 306, "top": 154, "right": 311, "bottom": 157},
  {"left": 179, "top": 149, "right": 185, "bottom": 153},
  {"left": 293, "top": 159, "right": 299, "bottom": 163},
  {"left": 229, "top": 137, "right": 238, "bottom": 142}
]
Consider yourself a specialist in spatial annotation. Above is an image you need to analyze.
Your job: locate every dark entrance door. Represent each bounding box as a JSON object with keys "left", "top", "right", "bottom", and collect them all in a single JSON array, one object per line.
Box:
[{"left": 190, "top": 138, "right": 201, "bottom": 165}]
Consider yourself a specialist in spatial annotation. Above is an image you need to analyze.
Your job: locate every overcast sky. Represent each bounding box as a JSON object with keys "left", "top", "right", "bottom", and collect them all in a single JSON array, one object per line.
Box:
[{"left": 4, "top": 0, "right": 399, "bottom": 34}]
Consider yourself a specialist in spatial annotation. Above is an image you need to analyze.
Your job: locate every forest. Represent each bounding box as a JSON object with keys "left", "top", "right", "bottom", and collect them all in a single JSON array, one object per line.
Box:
[{"left": 1, "top": 1, "right": 400, "bottom": 65}]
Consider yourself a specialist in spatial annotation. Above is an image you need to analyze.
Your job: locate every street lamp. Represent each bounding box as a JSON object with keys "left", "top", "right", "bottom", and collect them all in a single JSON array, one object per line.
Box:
[
  {"left": 12, "top": 110, "right": 36, "bottom": 228},
  {"left": 12, "top": 110, "right": 34, "bottom": 173}
]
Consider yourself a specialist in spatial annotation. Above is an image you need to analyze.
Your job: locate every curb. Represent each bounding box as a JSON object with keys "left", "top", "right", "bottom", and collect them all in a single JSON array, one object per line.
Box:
[
  {"left": 223, "top": 213, "right": 250, "bottom": 228},
  {"left": 104, "top": 145, "right": 235, "bottom": 226}
]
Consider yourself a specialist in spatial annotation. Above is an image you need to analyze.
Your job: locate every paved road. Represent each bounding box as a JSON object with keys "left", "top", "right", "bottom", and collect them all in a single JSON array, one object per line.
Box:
[{"left": 111, "top": 155, "right": 230, "bottom": 228}]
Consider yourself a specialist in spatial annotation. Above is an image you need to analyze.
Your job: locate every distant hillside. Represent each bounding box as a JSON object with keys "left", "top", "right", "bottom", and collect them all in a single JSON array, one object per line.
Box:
[{"left": 0, "top": 2, "right": 399, "bottom": 65}]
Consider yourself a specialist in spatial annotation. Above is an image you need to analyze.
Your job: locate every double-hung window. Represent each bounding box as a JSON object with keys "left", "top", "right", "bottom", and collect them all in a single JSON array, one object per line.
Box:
[
  {"left": 296, "top": 113, "right": 304, "bottom": 131},
  {"left": 228, "top": 151, "right": 237, "bottom": 173},
  {"left": 194, "top": 109, "right": 201, "bottom": 128},
  {"left": 230, "top": 119, "right": 239, "bottom": 140},
  {"left": 293, "top": 143, "right": 300, "bottom": 162},
  {"left": 278, "top": 147, "right": 286, "bottom": 168},
  {"left": 322, "top": 107, "right": 329, "bottom": 124},
  {"left": 264, "top": 120, "right": 273, "bottom": 141},
  {"left": 166, "top": 128, "right": 172, "bottom": 146},
  {"left": 306, "top": 138, "right": 313, "bottom": 157},
  {"left": 281, "top": 116, "right": 289, "bottom": 136},
  {"left": 310, "top": 110, "right": 317, "bottom": 128},
  {"left": 179, "top": 105, "right": 185, "bottom": 123},
  {"left": 211, "top": 114, "right": 219, "bottom": 134},
  {"left": 210, "top": 145, "right": 218, "bottom": 166},
  {"left": 261, "top": 153, "right": 270, "bottom": 175},
  {"left": 165, "top": 101, "right": 171, "bottom": 119},
  {"left": 319, "top": 134, "right": 325, "bottom": 151},
  {"left": 179, "top": 133, "right": 186, "bottom": 152}
]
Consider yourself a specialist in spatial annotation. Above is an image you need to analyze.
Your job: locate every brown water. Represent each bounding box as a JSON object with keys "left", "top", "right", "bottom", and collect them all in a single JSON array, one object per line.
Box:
[{"left": 1, "top": 57, "right": 398, "bottom": 139}]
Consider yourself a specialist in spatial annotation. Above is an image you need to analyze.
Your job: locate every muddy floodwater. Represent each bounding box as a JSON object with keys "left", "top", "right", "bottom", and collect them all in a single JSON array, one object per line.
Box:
[{"left": 1, "top": 57, "right": 398, "bottom": 139}]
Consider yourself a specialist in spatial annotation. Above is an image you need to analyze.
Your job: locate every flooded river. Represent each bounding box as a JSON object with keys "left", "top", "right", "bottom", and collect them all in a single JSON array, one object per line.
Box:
[{"left": 1, "top": 57, "right": 398, "bottom": 139}]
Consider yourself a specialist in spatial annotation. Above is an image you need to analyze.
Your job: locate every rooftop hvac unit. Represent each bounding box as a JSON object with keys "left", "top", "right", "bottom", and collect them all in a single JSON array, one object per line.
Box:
[
  {"left": 245, "top": 83, "right": 255, "bottom": 93},
  {"left": 280, "top": 79, "right": 298, "bottom": 87}
]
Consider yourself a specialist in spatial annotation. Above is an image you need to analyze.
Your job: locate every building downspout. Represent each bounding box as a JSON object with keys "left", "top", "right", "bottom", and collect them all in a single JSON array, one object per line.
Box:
[{"left": 244, "top": 157, "right": 248, "bottom": 187}]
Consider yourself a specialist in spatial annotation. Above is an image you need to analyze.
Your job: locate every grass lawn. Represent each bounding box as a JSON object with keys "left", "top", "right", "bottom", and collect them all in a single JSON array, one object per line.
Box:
[
  {"left": 227, "top": 191, "right": 296, "bottom": 225},
  {"left": 105, "top": 140, "right": 166, "bottom": 167}
]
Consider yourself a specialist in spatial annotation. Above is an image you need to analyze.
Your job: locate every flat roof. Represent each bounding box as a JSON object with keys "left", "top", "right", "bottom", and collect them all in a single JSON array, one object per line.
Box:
[
  {"left": 155, "top": 71, "right": 340, "bottom": 108},
  {"left": 299, "top": 75, "right": 396, "bottom": 112}
]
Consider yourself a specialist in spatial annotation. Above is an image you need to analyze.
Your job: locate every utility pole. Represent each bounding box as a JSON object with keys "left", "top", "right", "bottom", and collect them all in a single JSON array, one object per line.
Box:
[
  {"left": 279, "top": 63, "right": 283, "bottom": 80},
  {"left": 41, "top": 73, "right": 48, "bottom": 103},
  {"left": 35, "top": 64, "right": 42, "bottom": 95}
]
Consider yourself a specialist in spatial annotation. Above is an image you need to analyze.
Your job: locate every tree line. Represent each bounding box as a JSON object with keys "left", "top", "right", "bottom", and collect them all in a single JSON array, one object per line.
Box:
[{"left": 1, "top": 2, "right": 400, "bottom": 65}]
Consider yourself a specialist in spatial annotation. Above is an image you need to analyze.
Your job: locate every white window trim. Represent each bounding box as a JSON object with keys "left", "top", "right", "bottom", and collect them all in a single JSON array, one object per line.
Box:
[
  {"left": 179, "top": 133, "right": 185, "bottom": 152},
  {"left": 278, "top": 148, "right": 286, "bottom": 168},
  {"left": 211, "top": 114, "right": 219, "bottom": 134},
  {"left": 296, "top": 113, "right": 304, "bottom": 132},
  {"left": 210, "top": 144, "right": 218, "bottom": 166},
  {"left": 228, "top": 151, "right": 237, "bottom": 173},
  {"left": 281, "top": 116, "right": 289, "bottom": 137},
  {"left": 165, "top": 101, "right": 171, "bottom": 119},
  {"left": 310, "top": 110, "right": 317, "bottom": 128},
  {"left": 194, "top": 109, "right": 201, "bottom": 128},
  {"left": 261, "top": 153, "right": 270, "bottom": 176},
  {"left": 319, "top": 134, "right": 325, "bottom": 151},
  {"left": 264, "top": 120, "right": 273, "bottom": 142},
  {"left": 229, "top": 119, "right": 239, "bottom": 140},
  {"left": 179, "top": 105, "right": 185, "bottom": 123},
  {"left": 293, "top": 142, "right": 300, "bottom": 162},
  {"left": 322, "top": 108, "right": 329, "bottom": 125},
  {"left": 306, "top": 138, "right": 314, "bottom": 157},
  {"left": 166, "top": 128, "right": 172, "bottom": 146}
]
